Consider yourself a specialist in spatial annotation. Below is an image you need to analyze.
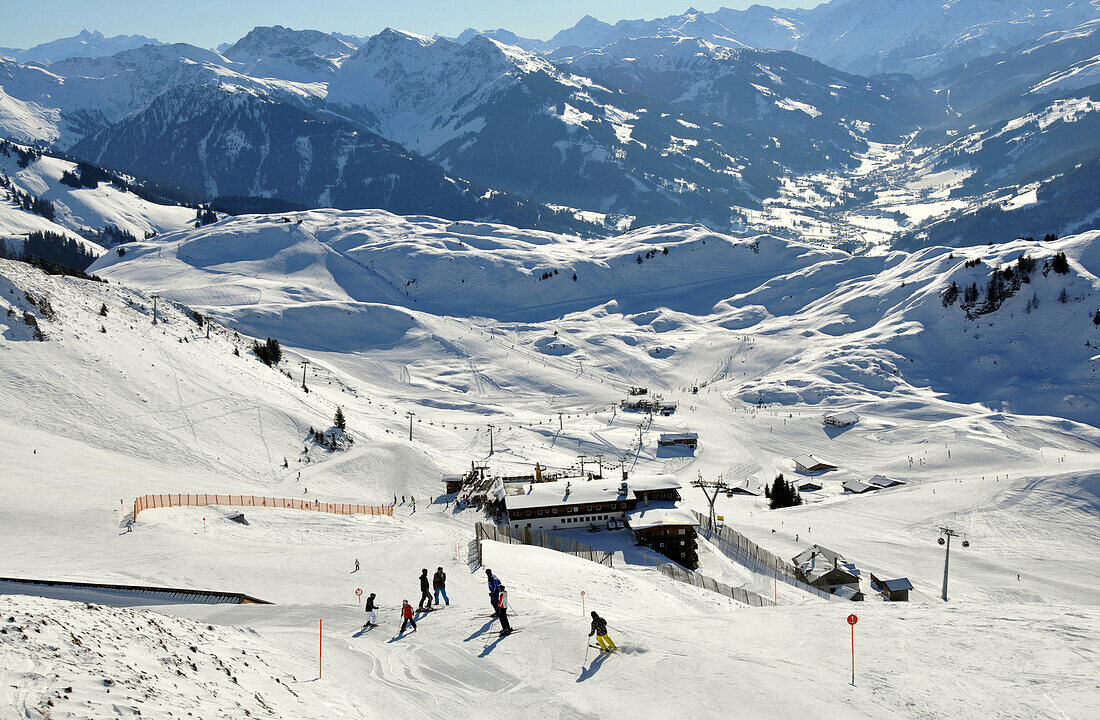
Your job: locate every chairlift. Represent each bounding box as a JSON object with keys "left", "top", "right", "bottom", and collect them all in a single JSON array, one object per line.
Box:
[
  {"left": 937, "top": 536, "right": 945, "bottom": 545},
  {"left": 726, "top": 491, "right": 734, "bottom": 498},
  {"left": 961, "top": 538, "right": 970, "bottom": 548}
]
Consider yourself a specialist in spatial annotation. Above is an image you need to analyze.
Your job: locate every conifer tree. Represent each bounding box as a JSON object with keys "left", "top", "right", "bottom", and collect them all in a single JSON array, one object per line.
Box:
[{"left": 334, "top": 406, "right": 346, "bottom": 431}]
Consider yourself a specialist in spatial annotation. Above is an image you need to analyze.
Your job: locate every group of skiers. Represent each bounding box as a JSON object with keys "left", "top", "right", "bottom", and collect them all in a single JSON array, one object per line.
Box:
[{"left": 360, "top": 563, "right": 616, "bottom": 651}]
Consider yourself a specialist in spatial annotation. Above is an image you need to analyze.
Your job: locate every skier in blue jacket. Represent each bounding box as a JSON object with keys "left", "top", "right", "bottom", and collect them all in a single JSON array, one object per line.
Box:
[{"left": 486, "top": 568, "right": 502, "bottom": 611}]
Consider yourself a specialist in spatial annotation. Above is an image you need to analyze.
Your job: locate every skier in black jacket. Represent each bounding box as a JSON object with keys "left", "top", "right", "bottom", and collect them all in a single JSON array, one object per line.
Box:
[
  {"left": 418, "top": 568, "right": 433, "bottom": 610},
  {"left": 364, "top": 592, "right": 377, "bottom": 627},
  {"left": 589, "top": 611, "right": 617, "bottom": 651},
  {"left": 433, "top": 567, "right": 450, "bottom": 606}
]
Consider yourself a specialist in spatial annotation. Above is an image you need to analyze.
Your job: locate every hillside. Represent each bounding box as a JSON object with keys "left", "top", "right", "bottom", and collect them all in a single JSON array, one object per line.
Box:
[{"left": 2, "top": 248, "right": 1100, "bottom": 718}]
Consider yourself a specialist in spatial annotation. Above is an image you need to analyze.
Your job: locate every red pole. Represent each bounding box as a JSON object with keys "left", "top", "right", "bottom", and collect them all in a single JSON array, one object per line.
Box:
[
  {"left": 851, "top": 624, "right": 855, "bottom": 685},
  {"left": 319, "top": 619, "right": 323, "bottom": 679}
]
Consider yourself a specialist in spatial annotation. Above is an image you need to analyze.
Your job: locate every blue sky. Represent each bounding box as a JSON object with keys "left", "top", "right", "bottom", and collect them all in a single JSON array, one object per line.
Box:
[{"left": 3, "top": 1, "right": 821, "bottom": 49}]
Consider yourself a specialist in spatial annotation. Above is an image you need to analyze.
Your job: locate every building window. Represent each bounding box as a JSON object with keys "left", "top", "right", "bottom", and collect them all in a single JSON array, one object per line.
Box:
[
  {"left": 552, "top": 508, "right": 558, "bottom": 515},
  {"left": 678, "top": 528, "right": 685, "bottom": 535}
]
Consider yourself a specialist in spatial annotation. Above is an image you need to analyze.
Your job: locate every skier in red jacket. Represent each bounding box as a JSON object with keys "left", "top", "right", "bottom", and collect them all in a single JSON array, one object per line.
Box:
[{"left": 400, "top": 599, "right": 417, "bottom": 634}]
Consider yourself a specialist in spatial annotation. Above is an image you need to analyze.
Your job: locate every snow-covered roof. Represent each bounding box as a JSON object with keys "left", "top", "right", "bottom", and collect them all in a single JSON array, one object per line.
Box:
[
  {"left": 868, "top": 474, "right": 904, "bottom": 488},
  {"left": 792, "top": 545, "right": 858, "bottom": 584},
  {"left": 441, "top": 473, "right": 464, "bottom": 483},
  {"left": 824, "top": 410, "right": 859, "bottom": 425},
  {"left": 659, "top": 432, "right": 697, "bottom": 442},
  {"left": 627, "top": 473, "right": 683, "bottom": 492},
  {"left": 843, "top": 480, "right": 877, "bottom": 494},
  {"left": 833, "top": 584, "right": 862, "bottom": 600},
  {"left": 793, "top": 453, "right": 837, "bottom": 469},
  {"left": 503, "top": 478, "right": 633, "bottom": 510},
  {"left": 798, "top": 479, "right": 823, "bottom": 490},
  {"left": 625, "top": 506, "right": 699, "bottom": 531}
]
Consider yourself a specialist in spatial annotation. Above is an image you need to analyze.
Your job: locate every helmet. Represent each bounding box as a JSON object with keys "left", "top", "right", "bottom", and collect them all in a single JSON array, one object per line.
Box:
[{"left": 591, "top": 611, "right": 598, "bottom": 618}]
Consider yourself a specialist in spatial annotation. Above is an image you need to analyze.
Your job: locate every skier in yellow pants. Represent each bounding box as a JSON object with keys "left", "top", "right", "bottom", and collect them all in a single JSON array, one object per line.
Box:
[{"left": 589, "top": 611, "right": 617, "bottom": 651}]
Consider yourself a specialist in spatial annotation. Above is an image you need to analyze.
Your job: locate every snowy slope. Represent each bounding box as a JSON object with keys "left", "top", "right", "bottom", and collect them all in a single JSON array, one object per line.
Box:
[
  {"left": 2, "top": 249, "right": 1100, "bottom": 719},
  {"left": 0, "top": 143, "right": 195, "bottom": 247}
]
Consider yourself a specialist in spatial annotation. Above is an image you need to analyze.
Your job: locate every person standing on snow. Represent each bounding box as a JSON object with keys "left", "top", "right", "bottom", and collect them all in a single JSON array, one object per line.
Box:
[
  {"left": 496, "top": 585, "right": 512, "bottom": 634},
  {"left": 418, "top": 569, "right": 433, "bottom": 610},
  {"left": 354, "top": 559, "right": 360, "bottom": 573},
  {"left": 486, "top": 568, "right": 502, "bottom": 611},
  {"left": 364, "top": 592, "right": 378, "bottom": 627},
  {"left": 399, "top": 599, "right": 417, "bottom": 634},
  {"left": 433, "top": 567, "right": 450, "bottom": 606},
  {"left": 589, "top": 611, "right": 616, "bottom": 652}
]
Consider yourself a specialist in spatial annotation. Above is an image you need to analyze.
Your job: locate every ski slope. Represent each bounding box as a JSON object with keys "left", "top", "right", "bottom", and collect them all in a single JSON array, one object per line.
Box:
[{"left": 2, "top": 205, "right": 1100, "bottom": 718}]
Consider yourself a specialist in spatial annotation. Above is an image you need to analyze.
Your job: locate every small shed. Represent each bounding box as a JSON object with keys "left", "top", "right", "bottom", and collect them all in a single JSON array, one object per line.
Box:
[
  {"left": 882, "top": 577, "right": 913, "bottom": 601},
  {"left": 823, "top": 411, "right": 860, "bottom": 427},
  {"left": 793, "top": 454, "right": 838, "bottom": 473},
  {"left": 658, "top": 432, "right": 698, "bottom": 449},
  {"left": 659, "top": 401, "right": 678, "bottom": 416},
  {"left": 868, "top": 474, "right": 905, "bottom": 488},
  {"left": 726, "top": 479, "right": 763, "bottom": 496},
  {"left": 442, "top": 473, "right": 464, "bottom": 494},
  {"left": 798, "top": 479, "right": 823, "bottom": 492},
  {"left": 843, "top": 480, "right": 877, "bottom": 494}
]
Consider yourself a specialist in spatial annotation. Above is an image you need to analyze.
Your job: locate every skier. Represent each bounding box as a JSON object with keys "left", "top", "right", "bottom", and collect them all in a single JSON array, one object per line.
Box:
[
  {"left": 486, "top": 568, "right": 502, "bottom": 611},
  {"left": 589, "top": 611, "right": 616, "bottom": 652},
  {"left": 364, "top": 592, "right": 377, "bottom": 627},
  {"left": 401, "top": 495, "right": 406, "bottom": 504},
  {"left": 496, "top": 585, "right": 512, "bottom": 634},
  {"left": 399, "top": 599, "right": 417, "bottom": 634},
  {"left": 433, "top": 566, "right": 450, "bottom": 606},
  {"left": 354, "top": 558, "right": 360, "bottom": 573},
  {"left": 418, "top": 569, "right": 433, "bottom": 610}
]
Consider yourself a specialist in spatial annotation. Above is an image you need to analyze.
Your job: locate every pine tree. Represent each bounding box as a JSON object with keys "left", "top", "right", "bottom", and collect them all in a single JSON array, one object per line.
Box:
[
  {"left": 1059, "top": 288, "right": 1068, "bottom": 304},
  {"left": 334, "top": 406, "right": 346, "bottom": 431},
  {"left": 1093, "top": 309, "right": 1100, "bottom": 326},
  {"left": 99, "top": 303, "right": 108, "bottom": 316},
  {"left": 1052, "top": 252, "right": 1070, "bottom": 275}
]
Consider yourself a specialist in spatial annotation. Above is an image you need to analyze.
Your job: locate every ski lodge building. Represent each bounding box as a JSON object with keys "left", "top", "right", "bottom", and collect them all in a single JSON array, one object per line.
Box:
[
  {"left": 792, "top": 544, "right": 862, "bottom": 599},
  {"left": 793, "top": 454, "right": 838, "bottom": 474},
  {"left": 625, "top": 507, "right": 699, "bottom": 569},
  {"left": 501, "top": 474, "right": 683, "bottom": 532},
  {"left": 823, "top": 411, "right": 859, "bottom": 428},
  {"left": 658, "top": 432, "right": 698, "bottom": 449}
]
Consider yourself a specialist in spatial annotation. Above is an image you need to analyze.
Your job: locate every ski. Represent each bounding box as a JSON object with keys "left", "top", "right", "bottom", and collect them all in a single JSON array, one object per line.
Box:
[{"left": 588, "top": 645, "right": 617, "bottom": 652}]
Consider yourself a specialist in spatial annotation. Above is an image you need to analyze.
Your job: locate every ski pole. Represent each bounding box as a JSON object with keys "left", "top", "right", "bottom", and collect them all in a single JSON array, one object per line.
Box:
[{"left": 584, "top": 639, "right": 590, "bottom": 665}]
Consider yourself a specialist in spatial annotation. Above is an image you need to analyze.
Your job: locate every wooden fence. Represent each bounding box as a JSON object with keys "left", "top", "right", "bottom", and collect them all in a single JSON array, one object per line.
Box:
[
  {"left": 133, "top": 494, "right": 392, "bottom": 519},
  {"left": 474, "top": 521, "right": 775, "bottom": 607},
  {"left": 692, "top": 510, "right": 834, "bottom": 601},
  {"left": 648, "top": 557, "right": 775, "bottom": 607}
]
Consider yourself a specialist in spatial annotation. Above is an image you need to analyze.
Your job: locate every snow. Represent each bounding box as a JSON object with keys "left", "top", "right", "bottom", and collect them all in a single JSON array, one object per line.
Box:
[
  {"left": 624, "top": 506, "right": 699, "bottom": 530},
  {"left": 2, "top": 206, "right": 1100, "bottom": 718}
]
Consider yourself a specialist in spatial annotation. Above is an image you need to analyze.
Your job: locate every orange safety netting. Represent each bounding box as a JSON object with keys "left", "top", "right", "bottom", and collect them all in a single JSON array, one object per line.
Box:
[{"left": 133, "top": 493, "right": 393, "bottom": 519}]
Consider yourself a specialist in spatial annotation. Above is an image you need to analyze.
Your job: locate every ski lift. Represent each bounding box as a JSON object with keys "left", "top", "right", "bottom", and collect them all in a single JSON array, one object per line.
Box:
[
  {"left": 961, "top": 537, "right": 970, "bottom": 548},
  {"left": 726, "top": 491, "right": 734, "bottom": 498},
  {"left": 937, "top": 536, "right": 945, "bottom": 545}
]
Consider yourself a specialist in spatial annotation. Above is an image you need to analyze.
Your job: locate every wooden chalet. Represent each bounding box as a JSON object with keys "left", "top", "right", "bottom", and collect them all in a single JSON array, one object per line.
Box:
[
  {"left": 793, "top": 454, "right": 838, "bottom": 474},
  {"left": 626, "top": 507, "right": 699, "bottom": 569}
]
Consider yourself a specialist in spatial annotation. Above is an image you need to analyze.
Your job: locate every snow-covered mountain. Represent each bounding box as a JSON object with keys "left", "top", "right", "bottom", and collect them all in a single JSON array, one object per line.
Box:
[
  {"left": 546, "top": 0, "right": 1100, "bottom": 78},
  {"left": 558, "top": 36, "right": 946, "bottom": 144},
  {"left": 222, "top": 25, "right": 358, "bottom": 83},
  {"left": 0, "top": 29, "right": 161, "bottom": 65}
]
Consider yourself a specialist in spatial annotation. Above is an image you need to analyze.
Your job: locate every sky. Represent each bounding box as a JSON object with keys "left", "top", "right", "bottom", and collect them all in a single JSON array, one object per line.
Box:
[{"left": 0, "top": 0, "right": 822, "bottom": 50}]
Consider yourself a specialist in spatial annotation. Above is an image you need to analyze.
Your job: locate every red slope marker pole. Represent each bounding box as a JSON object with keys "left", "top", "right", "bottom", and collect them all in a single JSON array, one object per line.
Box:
[{"left": 848, "top": 614, "right": 858, "bottom": 686}]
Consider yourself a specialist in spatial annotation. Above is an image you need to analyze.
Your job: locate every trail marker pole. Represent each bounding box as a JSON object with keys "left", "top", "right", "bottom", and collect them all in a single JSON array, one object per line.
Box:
[
  {"left": 203, "top": 517, "right": 206, "bottom": 533},
  {"left": 774, "top": 574, "right": 777, "bottom": 605},
  {"left": 356, "top": 588, "right": 363, "bottom": 604},
  {"left": 581, "top": 590, "right": 585, "bottom": 616},
  {"left": 847, "top": 614, "right": 858, "bottom": 686},
  {"left": 318, "top": 619, "right": 323, "bottom": 679}
]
